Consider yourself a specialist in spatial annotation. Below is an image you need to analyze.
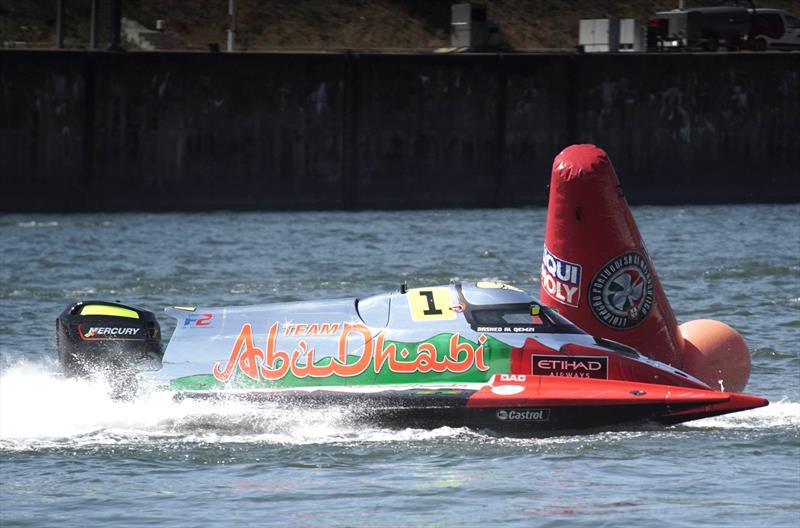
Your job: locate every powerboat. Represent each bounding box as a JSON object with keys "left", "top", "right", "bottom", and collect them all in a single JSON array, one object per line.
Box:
[{"left": 56, "top": 281, "right": 767, "bottom": 434}]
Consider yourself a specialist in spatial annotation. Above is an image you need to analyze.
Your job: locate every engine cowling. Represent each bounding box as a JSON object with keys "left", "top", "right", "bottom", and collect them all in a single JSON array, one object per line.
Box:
[{"left": 56, "top": 301, "right": 163, "bottom": 397}]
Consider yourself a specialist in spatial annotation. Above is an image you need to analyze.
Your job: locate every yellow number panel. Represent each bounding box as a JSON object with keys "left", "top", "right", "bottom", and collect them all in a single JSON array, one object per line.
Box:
[{"left": 407, "top": 287, "right": 457, "bottom": 321}]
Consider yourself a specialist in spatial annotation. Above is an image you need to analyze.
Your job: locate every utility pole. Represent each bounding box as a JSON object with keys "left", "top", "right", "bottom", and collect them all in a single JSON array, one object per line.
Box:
[
  {"left": 227, "top": 0, "right": 236, "bottom": 51},
  {"left": 109, "top": 0, "right": 122, "bottom": 51},
  {"left": 89, "top": 0, "right": 99, "bottom": 49},
  {"left": 56, "top": 0, "right": 64, "bottom": 48}
]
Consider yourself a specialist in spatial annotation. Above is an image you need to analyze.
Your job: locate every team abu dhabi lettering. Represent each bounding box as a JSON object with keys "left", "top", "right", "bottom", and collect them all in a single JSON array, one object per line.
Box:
[
  {"left": 532, "top": 355, "right": 608, "bottom": 379},
  {"left": 79, "top": 326, "right": 142, "bottom": 340},
  {"left": 283, "top": 323, "right": 340, "bottom": 337},
  {"left": 541, "top": 246, "right": 582, "bottom": 308},
  {"left": 213, "top": 322, "right": 490, "bottom": 382},
  {"left": 589, "top": 251, "right": 654, "bottom": 329}
]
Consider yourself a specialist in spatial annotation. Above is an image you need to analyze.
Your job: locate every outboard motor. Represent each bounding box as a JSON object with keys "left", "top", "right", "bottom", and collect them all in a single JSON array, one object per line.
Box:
[{"left": 57, "top": 301, "right": 163, "bottom": 398}]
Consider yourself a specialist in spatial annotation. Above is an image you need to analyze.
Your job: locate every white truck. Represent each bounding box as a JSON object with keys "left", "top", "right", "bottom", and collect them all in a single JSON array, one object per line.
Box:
[{"left": 748, "top": 8, "right": 800, "bottom": 50}]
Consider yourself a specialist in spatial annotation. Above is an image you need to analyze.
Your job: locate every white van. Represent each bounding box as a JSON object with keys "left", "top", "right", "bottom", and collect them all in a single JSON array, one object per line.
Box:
[{"left": 748, "top": 9, "right": 800, "bottom": 50}]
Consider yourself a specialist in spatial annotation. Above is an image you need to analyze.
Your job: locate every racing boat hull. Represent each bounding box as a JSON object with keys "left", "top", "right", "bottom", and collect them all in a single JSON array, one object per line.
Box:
[{"left": 174, "top": 375, "right": 768, "bottom": 433}]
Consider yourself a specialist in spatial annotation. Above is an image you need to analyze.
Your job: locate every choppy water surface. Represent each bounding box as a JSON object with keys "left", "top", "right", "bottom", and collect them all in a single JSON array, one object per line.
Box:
[{"left": 1, "top": 206, "right": 798, "bottom": 527}]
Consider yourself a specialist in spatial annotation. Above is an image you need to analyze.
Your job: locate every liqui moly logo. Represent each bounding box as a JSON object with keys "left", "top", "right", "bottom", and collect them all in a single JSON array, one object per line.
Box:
[{"left": 541, "top": 246, "right": 582, "bottom": 308}]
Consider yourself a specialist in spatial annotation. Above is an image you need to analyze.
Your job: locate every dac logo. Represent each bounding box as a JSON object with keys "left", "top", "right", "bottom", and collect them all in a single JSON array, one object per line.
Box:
[{"left": 184, "top": 313, "right": 213, "bottom": 327}]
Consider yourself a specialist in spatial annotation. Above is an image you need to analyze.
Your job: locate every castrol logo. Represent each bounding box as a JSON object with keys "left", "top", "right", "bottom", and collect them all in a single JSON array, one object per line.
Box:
[
  {"left": 541, "top": 246, "right": 582, "bottom": 308},
  {"left": 496, "top": 409, "right": 550, "bottom": 422},
  {"left": 589, "top": 251, "right": 654, "bottom": 329}
]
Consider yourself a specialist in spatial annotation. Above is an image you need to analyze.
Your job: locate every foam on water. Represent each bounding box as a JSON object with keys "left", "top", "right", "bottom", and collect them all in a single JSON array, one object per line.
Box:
[
  {"left": 0, "top": 362, "right": 482, "bottom": 450},
  {"left": 685, "top": 399, "right": 800, "bottom": 430},
  {"left": 2, "top": 361, "right": 796, "bottom": 452},
  {"left": 15, "top": 220, "right": 59, "bottom": 228}
]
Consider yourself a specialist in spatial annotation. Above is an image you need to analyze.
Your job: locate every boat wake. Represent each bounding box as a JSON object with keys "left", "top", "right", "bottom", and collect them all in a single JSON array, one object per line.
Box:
[
  {"left": 684, "top": 399, "right": 799, "bottom": 430},
  {"left": 0, "top": 362, "right": 478, "bottom": 450},
  {"left": 1, "top": 361, "right": 796, "bottom": 451}
]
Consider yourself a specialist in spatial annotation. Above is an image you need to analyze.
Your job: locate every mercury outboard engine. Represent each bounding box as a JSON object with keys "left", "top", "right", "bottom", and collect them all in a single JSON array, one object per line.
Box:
[{"left": 57, "top": 301, "right": 163, "bottom": 398}]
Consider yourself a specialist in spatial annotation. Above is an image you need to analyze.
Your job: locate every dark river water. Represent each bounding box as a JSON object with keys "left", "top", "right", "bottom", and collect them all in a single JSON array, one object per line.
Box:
[{"left": 1, "top": 206, "right": 798, "bottom": 527}]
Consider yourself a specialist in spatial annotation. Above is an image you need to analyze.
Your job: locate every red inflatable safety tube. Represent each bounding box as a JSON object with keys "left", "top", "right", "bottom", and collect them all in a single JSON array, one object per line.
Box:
[
  {"left": 540, "top": 144, "right": 751, "bottom": 392},
  {"left": 541, "top": 144, "right": 684, "bottom": 367}
]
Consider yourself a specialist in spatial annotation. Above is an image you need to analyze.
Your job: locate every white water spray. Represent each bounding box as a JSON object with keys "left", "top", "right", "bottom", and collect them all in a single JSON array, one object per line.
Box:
[
  {"left": 0, "top": 361, "right": 479, "bottom": 450},
  {"left": 1, "top": 361, "right": 796, "bottom": 451}
]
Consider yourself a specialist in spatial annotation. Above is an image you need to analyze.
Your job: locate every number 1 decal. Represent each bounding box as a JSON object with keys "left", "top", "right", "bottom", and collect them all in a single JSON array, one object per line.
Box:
[
  {"left": 419, "top": 290, "right": 443, "bottom": 315},
  {"left": 407, "top": 287, "right": 456, "bottom": 321}
]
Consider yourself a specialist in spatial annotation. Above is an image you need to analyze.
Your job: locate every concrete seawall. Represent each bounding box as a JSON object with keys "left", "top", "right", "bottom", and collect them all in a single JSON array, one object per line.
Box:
[{"left": 1, "top": 50, "right": 798, "bottom": 211}]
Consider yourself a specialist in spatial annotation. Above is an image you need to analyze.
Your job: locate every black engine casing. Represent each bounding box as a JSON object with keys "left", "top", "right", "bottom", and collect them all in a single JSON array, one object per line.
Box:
[{"left": 57, "top": 300, "right": 163, "bottom": 379}]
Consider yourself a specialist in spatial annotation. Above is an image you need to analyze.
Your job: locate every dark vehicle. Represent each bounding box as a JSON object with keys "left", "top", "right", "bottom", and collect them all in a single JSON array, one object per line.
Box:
[{"left": 650, "top": 6, "right": 751, "bottom": 51}]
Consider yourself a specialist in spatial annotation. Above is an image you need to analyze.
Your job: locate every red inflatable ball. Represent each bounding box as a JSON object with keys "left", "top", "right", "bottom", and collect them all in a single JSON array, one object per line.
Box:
[{"left": 680, "top": 319, "right": 751, "bottom": 393}]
